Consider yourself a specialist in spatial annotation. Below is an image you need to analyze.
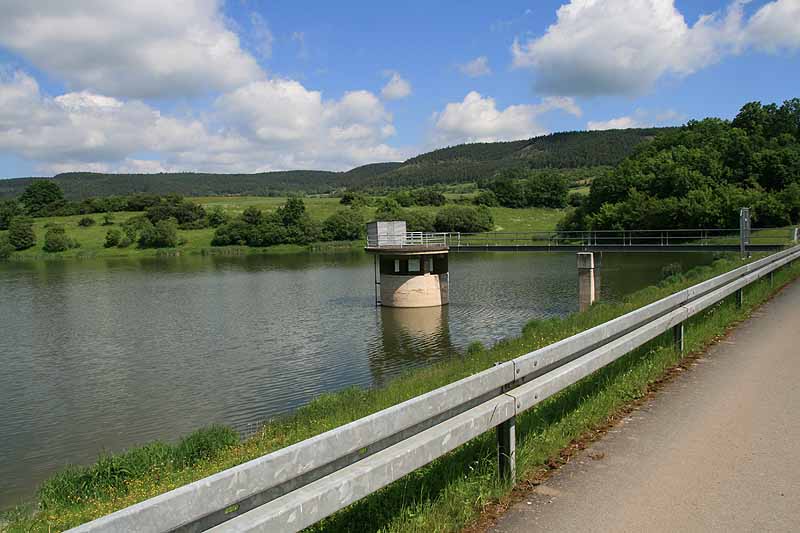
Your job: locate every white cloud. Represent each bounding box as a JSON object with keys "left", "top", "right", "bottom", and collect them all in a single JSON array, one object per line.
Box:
[
  {"left": 459, "top": 56, "right": 492, "bottom": 77},
  {"left": 0, "top": 0, "right": 262, "bottom": 99},
  {"left": 587, "top": 108, "right": 685, "bottom": 131},
  {"left": 380, "top": 71, "right": 412, "bottom": 100},
  {"left": 249, "top": 12, "right": 275, "bottom": 59},
  {"left": 431, "top": 91, "right": 581, "bottom": 145},
  {"left": 0, "top": 71, "right": 406, "bottom": 174},
  {"left": 587, "top": 116, "right": 641, "bottom": 131},
  {"left": 510, "top": 0, "right": 786, "bottom": 96},
  {"left": 745, "top": 0, "right": 800, "bottom": 52}
]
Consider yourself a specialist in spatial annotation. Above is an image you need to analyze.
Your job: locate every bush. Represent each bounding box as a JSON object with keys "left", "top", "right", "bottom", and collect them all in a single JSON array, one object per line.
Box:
[
  {"left": 567, "top": 192, "right": 586, "bottom": 207},
  {"left": 0, "top": 235, "right": 13, "bottom": 260},
  {"left": 374, "top": 198, "right": 404, "bottom": 221},
  {"left": 0, "top": 200, "right": 23, "bottom": 230},
  {"left": 102, "top": 213, "right": 115, "bottom": 226},
  {"left": 78, "top": 216, "right": 96, "bottom": 227},
  {"left": 43, "top": 226, "right": 78, "bottom": 252},
  {"left": 411, "top": 188, "right": 446, "bottom": 206},
  {"left": 488, "top": 171, "right": 528, "bottom": 208},
  {"left": 433, "top": 205, "right": 494, "bottom": 232},
  {"left": 207, "top": 206, "right": 229, "bottom": 228},
  {"left": 104, "top": 229, "right": 122, "bottom": 248},
  {"left": 121, "top": 215, "right": 152, "bottom": 242},
  {"left": 241, "top": 206, "right": 263, "bottom": 226},
  {"left": 138, "top": 219, "right": 179, "bottom": 248},
  {"left": 117, "top": 234, "right": 132, "bottom": 248},
  {"left": 7, "top": 217, "right": 36, "bottom": 250},
  {"left": 212, "top": 220, "right": 252, "bottom": 246},
  {"left": 473, "top": 190, "right": 499, "bottom": 207},
  {"left": 247, "top": 219, "right": 288, "bottom": 246}
]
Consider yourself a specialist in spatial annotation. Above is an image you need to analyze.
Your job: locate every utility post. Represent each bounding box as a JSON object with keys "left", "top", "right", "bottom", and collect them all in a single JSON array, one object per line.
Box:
[{"left": 739, "top": 207, "right": 751, "bottom": 260}]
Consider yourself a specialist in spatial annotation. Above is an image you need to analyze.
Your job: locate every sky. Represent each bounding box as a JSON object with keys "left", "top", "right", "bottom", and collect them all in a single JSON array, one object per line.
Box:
[{"left": 0, "top": 0, "right": 798, "bottom": 178}]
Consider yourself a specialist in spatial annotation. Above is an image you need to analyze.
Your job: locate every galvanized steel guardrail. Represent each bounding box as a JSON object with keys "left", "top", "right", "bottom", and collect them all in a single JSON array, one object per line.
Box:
[{"left": 69, "top": 244, "right": 800, "bottom": 533}]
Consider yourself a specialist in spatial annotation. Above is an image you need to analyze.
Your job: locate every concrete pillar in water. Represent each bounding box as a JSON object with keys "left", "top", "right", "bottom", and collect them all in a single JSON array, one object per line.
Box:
[
  {"left": 577, "top": 252, "right": 596, "bottom": 311},
  {"left": 593, "top": 252, "right": 602, "bottom": 302},
  {"left": 366, "top": 221, "right": 449, "bottom": 308}
]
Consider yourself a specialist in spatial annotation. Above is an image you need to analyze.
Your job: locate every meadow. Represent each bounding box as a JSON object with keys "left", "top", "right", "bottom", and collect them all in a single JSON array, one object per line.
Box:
[{"left": 0, "top": 197, "right": 567, "bottom": 261}]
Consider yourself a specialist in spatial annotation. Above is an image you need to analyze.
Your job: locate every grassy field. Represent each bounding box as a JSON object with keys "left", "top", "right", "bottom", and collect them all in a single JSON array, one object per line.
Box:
[
  {"left": 0, "top": 197, "right": 566, "bottom": 261},
  {"left": 4, "top": 253, "right": 799, "bottom": 532}
]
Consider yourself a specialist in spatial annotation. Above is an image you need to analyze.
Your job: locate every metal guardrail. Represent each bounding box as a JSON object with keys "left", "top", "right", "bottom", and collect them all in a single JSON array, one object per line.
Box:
[{"left": 70, "top": 244, "right": 800, "bottom": 533}]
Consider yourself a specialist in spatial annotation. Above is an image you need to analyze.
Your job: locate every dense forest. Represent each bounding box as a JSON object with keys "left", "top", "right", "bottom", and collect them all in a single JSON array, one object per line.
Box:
[
  {"left": 0, "top": 128, "right": 668, "bottom": 199},
  {"left": 560, "top": 99, "right": 800, "bottom": 230}
]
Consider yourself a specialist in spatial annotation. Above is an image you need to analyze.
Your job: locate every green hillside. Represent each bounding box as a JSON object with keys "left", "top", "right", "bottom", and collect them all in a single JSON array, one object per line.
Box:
[{"left": 0, "top": 128, "right": 671, "bottom": 199}]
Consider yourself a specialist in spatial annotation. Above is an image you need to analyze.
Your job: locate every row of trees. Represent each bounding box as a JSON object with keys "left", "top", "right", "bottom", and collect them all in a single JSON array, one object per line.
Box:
[{"left": 560, "top": 99, "right": 800, "bottom": 231}]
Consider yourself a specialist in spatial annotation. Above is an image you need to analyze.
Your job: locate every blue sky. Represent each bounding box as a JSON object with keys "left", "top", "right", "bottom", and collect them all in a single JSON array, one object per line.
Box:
[{"left": 0, "top": 0, "right": 798, "bottom": 178}]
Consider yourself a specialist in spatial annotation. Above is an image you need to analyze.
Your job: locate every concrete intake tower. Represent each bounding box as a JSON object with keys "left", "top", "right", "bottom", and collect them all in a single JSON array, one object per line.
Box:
[{"left": 365, "top": 221, "right": 449, "bottom": 308}]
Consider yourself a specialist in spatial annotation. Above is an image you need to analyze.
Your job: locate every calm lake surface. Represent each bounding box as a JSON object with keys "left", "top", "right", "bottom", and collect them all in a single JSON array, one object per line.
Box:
[{"left": 0, "top": 250, "right": 716, "bottom": 508}]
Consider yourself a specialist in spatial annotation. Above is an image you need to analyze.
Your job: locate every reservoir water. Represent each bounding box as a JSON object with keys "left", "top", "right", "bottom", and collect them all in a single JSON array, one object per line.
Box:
[{"left": 0, "top": 251, "right": 715, "bottom": 508}]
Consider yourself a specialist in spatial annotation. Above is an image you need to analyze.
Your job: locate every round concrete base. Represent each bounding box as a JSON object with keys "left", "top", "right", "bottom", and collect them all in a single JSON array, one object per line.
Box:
[{"left": 380, "top": 273, "right": 449, "bottom": 307}]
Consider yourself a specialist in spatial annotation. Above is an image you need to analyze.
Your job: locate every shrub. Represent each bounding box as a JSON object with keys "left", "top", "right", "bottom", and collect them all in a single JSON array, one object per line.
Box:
[
  {"left": 102, "top": 213, "right": 115, "bottom": 226},
  {"left": 0, "top": 200, "right": 23, "bottom": 230},
  {"left": 7, "top": 217, "right": 36, "bottom": 250},
  {"left": 374, "top": 198, "right": 404, "bottom": 221},
  {"left": 433, "top": 205, "right": 494, "bottom": 233},
  {"left": 78, "top": 216, "right": 96, "bottom": 227},
  {"left": 473, "top": 190, "right": 499, "bottom": 207},
  {"left": 138, "top": 219, "right": 179, "bottom": 248},
  {"left": 121, "top": 215, "right": 152, "bottom": 242},
  {"left": 104, "top": 229, "right": 122, "bottom": 248},
  {"left": 488, "top": 171, "right": 528, "bottom": 208},
  {"left": 212, "top": 220, "right": 252, "bottom": 246},
  {"left": 322, "top": 209, "right": 365, "bottom": 241},
  {"left": 117, "top": 234, "right": 132, "bottom": 248},
  {"left": 207, "top": 206, "right": 230, "bottom": 228},
  {"left": 0, "top": 235, "right": 13, "bottom": 260},
  {"left": 43, "top": 226, "right": 78, "bottom": 252},
  {"left": 247, "top": 219, "right": 288, "bottom": 247},
  {"left": 567, "top": 192, "right": 586, "bottom": 207},
  {"left": 241, "top": 206, "right": 263, "bottom": 226},
  {"left": 411, "top": 188, "right": 446, "bottom": 206}
]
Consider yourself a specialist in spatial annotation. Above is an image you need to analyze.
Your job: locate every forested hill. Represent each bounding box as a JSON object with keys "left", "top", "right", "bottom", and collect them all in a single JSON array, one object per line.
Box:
[{"left": 0, "top": 128, "right": 670, "bottom": 199}]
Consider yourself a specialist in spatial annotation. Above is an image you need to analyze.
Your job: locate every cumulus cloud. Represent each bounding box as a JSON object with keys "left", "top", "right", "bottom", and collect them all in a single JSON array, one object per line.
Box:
[
  {"left": 432, "top": 91, "right": 581, "bottom": 145},
  {"left": 0, "top": 71, "right": 406, "bottom": 173},
  {"left": 587, "top": 108, "right": 685, "bottom": 131},
  {"left": 0, "top": 0, "right": 262, "bottom": 99},
  {"left": 745, "top": 0, "right": 800, "bottom": 52},
  {"left": 459, "top": 56, "right": 492, "bottom": 77},
  {"left": 380, "top": 71, "right": 412, "bottom": 100},
  {"left": 511, "top": 0, "right": 795, "bottom": 97}
]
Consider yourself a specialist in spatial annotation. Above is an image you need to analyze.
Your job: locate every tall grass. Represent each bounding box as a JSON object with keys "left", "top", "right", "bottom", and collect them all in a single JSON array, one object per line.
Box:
[{"left": 3, "top": 254, "right": 799, "bottom": 532}]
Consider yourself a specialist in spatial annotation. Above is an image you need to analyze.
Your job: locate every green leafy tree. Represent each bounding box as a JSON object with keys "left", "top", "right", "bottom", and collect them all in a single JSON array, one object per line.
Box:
[
  {"left": 19, "top": 181, "right": 64, "bottom": 215},
  {"left": 0, "top": 200, "right": 23, "bottom": 230},
  {"left": 473, "top": 190, "right": 499, "bottom": 207},
  {"left": 526, "top": 172, "right": 569, "bottom": 208},
  {"left": 211, "top": 220, "right": 253, "bottom": 246},
  {"left": 241, "top": 207, "right": 263, "bottom": 226},
  {"left": 488, "top": 170, "right": 528, "bottom": 208},
  {"left": 374, "top": 198, "right": 404, "bottom": 221},
  {"left": 322, "top": 209, "right": 365, "bottom": 241},
  {"left": 7, "top": 217, "right": 36, "bottom": 250},
  {"left": 207, "top": 206, "right": 229, "bottom": 227},
  {"left": 277, "top": 197, "right": 306, "bottom": 226}
]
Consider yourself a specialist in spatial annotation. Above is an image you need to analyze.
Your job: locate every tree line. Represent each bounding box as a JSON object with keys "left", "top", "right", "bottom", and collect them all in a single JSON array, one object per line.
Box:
[{"left": 559, "top": 99, "right": 800, "bottom": 231}]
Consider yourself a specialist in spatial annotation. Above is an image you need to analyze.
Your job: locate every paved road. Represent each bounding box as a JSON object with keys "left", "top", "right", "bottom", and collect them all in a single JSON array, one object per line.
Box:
[{"left": 490, "top": 280, "right": 800, "bottom": 533}]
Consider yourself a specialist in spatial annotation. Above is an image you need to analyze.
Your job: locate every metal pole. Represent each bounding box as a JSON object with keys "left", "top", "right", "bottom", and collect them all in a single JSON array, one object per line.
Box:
[
  {"left": 497, "top": 416, "right": 516, "bottom": 483},
  {"left": 373, "top": 255, "right": 380, "bottom": 307},
  {"left": 740, "top": 207, "right": 751, "bottom": 259},
  {"left": 672, "top": 323, "right": 684, "bottom": 353},
  {"left": 736, "top": 288, "right": 744, "bottom": 308}
]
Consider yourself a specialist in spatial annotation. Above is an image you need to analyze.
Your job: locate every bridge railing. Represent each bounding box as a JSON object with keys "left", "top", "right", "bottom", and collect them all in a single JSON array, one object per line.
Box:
[
  {"left": 442, "top": 226, "right": 798, "bottom": 248},
  {"left": 69, "top": 244, "right": 800, "bottom": 533}
]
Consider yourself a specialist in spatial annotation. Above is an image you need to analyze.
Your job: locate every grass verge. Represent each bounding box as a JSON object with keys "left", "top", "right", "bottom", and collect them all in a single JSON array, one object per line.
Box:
[{"left": 2, "top": 254, "right": 799, "bottom": 532}]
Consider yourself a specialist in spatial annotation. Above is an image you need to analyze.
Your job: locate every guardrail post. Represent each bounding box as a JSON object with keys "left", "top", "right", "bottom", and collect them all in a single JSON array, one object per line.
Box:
[
  {"left": 740, "top": 207, "right": 751, "bottom": 259},
  {"left": 497, "top": 416, "right": 516, "bottom": 483},
  {"left": 672, "top": 323, "right": 684, "bottom": 353},
  {"left": 736, "top": 288, "right": 744, "bottom": 308}
]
